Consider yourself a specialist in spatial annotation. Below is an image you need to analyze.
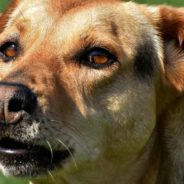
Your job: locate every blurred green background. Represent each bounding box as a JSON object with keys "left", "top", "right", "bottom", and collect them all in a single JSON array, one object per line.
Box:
[
  {"left": 136, "top": 0, "right": 184, "bottom": 6},
  {"left": 0, "top": 0, "right": 11, "bottom": 12},
  {"left": 0, "top": 0, "right": 184, "bottom": 183}
]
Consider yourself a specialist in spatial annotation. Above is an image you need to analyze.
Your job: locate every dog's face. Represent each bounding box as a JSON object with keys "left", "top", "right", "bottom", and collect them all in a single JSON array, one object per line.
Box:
[{"left": 0, "top": 0, "right": 184, "bottom": 183}]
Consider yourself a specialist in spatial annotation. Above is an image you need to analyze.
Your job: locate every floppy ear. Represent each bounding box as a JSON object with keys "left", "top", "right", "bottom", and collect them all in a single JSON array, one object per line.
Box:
[{"left": 159, "top": 6, "right": 184, "bottom": 92}]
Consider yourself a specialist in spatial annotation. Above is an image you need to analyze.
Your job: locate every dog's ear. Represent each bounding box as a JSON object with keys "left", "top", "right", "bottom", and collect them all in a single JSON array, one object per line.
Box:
[
  {"left": 0, "top": 0, "right": 19, "bottom": 33},
  {"left": 158, "top": 6, "right": 184, "bottom": 91}
]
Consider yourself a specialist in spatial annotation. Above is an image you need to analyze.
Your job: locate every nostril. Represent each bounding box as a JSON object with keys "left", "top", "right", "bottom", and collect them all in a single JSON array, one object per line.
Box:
[
  {"left": 8, "top": 98, "right": 24, "bottom": 112},
  {"left": 25, "top": 93, "right": 37, "bottom": 114},
  {"left": 7, "top": 88, "right": 37, "bottom": 114}
]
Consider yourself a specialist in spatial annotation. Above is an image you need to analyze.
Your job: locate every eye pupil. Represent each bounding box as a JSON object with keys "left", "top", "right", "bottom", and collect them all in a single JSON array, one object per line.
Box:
[
  {"left": 4, "top": 44, "right": 17, "bottom": 57},
  {"left": 89, "top": 55, "right": 109, "bottom": 65}
]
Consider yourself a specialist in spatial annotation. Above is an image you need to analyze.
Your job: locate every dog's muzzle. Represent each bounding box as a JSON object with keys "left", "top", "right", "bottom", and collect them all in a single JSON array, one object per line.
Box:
[{"left": 0, "top": 83, "right": 71, "bottom": 177}]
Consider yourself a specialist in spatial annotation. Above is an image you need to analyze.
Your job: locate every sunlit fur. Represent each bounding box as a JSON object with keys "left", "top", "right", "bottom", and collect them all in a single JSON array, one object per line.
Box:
[{"left": 0, "top": 1, "right": 184, "bottom": 184}]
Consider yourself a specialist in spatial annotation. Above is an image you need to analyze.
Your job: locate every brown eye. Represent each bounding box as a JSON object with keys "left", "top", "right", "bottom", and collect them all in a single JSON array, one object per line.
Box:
[
  {"left": 4, "top": 44, "right": 17, "bottom": 57},
  {"left": 89, "top": 55, "right": 109, "bottom": 65},
  {"left": 0, "top": 42, "right": 19, "bottom": 62},
  {"left": 81, "top": 48, "right": 117, "bottom": 69}
]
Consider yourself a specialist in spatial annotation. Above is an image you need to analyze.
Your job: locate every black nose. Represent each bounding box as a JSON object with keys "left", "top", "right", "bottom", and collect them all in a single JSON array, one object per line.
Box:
[{"left": 0, "top": 83, "right": 37, "bottom": 124}]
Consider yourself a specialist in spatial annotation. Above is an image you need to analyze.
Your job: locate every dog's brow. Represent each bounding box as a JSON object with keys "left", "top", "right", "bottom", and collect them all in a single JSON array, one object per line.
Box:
[{"left": 110, "top": 21, "right": 119, "bottom": 37}]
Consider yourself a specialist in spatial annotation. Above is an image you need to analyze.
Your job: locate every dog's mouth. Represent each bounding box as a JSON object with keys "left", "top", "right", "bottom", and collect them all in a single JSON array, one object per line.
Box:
[{"left": 0, "top": 138, "right": 71, "bottom": 177}]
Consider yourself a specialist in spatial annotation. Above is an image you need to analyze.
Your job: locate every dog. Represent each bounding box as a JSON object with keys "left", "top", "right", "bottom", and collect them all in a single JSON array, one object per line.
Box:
[{"left": 0, "top": 0, "right": 184, "bottom": 184}]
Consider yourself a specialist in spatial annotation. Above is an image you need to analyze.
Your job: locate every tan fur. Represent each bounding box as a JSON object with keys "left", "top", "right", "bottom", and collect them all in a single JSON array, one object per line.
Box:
[{"left": 0, "top": 1, "right": 184, "bottom": 184}]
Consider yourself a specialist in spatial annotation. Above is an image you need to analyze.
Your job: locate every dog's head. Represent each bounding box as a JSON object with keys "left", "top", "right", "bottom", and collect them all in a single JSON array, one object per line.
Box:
[{"left": 0, "top": 0, "right": 184, "bottom": 183}]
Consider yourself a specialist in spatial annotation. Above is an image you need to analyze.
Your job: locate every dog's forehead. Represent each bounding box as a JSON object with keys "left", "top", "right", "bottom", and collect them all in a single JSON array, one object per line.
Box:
[
  {"left": 46, "top": 0, "right": 120, "bottom": 14},
  {"left": 8, "top": 0, "right": 120, "bottom": 21},
  {"left": 5, "top": 0, "right": 124, "bottom": 43},
  {"left": 5, "top": 0, "right": 124, "bottom": 37},
  {"left": 6, "top": 0, "right": 148, "bottom": 44}
]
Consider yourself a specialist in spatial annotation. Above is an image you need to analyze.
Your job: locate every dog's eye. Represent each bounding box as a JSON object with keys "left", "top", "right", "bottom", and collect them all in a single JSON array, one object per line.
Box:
[
  {"left": 0, "top": 42, "right": 18, "bottom": 62},
  {"left": 81, "top": 48, "right": 117, "bottom": 69}
]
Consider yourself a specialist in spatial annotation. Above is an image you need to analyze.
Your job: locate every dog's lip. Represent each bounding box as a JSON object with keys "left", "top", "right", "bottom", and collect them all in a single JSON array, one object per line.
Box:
[
  {"left": 0, "top": 147, "right": 28, "bottom": 154},
  {"left": 0, "top": 138, "right": 31, "bottom": 154},
  {"left": 0, "top": 138, "right": 72, "bottom": 174},
  {"left": 0, "top": 138, "right": 71, "bottom": 156}
]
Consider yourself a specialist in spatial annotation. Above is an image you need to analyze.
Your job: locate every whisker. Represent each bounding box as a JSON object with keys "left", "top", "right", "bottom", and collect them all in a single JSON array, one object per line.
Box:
[
  {"left": 57, "top": 138, "right": 78, "bottom": 169},
  {"left": 47, "top": 170, "right": 56, "bottom": 183},
  {"left": 46, "top": 140, "right": 53, "bottom": 164},
  {"left": 50, "top": 119, "right": 81, "bottom": 137},
  {"left": 50, "top": 119, "right": 91, "bottom": 156},
  {"left": 62, "top": 129, "right": 90, "bottom": 154}
]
